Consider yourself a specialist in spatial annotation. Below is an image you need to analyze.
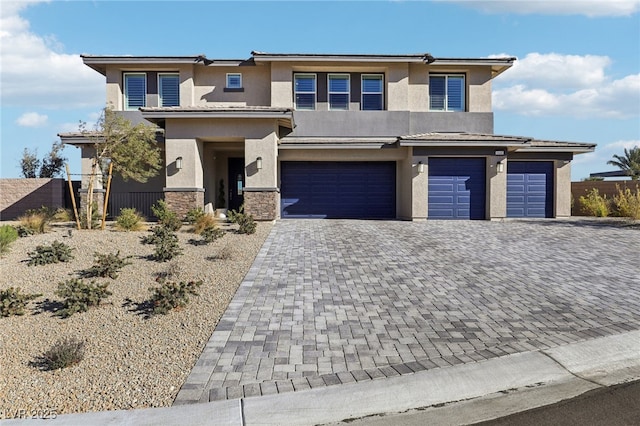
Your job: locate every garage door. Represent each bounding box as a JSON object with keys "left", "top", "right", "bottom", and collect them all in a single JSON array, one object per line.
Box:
[
  {"left": 507, "top": 161, "right": 553, "bottom": 218},
  {"left": 428, "top": 158, "right": 486, "bottom": 220},
  {"left": 281, "top": 161, "right": 396, "bottom": 218}
]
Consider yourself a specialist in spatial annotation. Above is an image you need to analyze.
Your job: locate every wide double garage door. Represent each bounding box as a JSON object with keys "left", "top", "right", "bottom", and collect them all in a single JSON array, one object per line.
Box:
[
  {"left": 507, "top": 161, "right": 554, "bottom": 218},
  {"left": 281, "top": 161, "right": 396, "bottom": 218}
]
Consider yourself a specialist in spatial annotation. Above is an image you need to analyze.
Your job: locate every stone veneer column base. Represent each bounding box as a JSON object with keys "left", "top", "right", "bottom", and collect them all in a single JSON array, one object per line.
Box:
[
  {"left": 243, "top": 189, "right": 278, "bottom": 221},
  {"left": 164, "top": 188, "right": 205, "bottom": 218},
  {"left": 78, "top": 189, "right": 105, "bottom": 216}
]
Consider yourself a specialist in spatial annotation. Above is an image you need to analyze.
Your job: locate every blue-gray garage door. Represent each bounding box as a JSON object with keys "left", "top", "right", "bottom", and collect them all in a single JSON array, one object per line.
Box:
[
  {"left": 507, "top": 161, "right": 554, "bottom": 218},
  {"left": 428, "top": 158, "right": 486, "bottom": 220},
  {"left": 281, "top": 161, "right": 396, "bottom": 218}
]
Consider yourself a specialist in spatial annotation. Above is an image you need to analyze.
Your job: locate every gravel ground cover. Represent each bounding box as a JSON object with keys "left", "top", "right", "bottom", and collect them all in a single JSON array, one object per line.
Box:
[{"left": 0, "top": 220, "right": 271, "bottom": 415}]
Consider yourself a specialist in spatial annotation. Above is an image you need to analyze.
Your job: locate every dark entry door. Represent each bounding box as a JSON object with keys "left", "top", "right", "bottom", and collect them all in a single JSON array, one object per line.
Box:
[{"left": 228, "top": 158, "right": 245, "bottom": 211}]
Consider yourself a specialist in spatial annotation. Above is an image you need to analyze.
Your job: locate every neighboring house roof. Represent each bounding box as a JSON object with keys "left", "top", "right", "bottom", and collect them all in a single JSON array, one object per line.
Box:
[{"left": 589, "top": 170, "right": 634, "bottom": 178}]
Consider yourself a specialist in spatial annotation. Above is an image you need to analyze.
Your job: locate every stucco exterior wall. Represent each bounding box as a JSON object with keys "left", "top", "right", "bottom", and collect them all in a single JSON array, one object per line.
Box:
[{"left": 193, "top": 65, "right": 271, "bottom": 106}]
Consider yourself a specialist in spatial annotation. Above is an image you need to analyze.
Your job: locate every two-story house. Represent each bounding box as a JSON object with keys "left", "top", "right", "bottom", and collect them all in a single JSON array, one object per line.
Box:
[{"left": 60, "top": 51, "right": 595, "bottom": 220}]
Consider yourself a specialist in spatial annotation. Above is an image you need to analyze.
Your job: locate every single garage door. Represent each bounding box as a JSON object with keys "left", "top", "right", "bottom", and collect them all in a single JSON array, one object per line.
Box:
[
  {"left": 507, "top": 161, "right": 554, "bottom": 218},
  {"left": 428, "top": 158, "right": 486, "bottom": 220},
  {"left": 281, "top": 161, "right": 396, "bottom": 218}
]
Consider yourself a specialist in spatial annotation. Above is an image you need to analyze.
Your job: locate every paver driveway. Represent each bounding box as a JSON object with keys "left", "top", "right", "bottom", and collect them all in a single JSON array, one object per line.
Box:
[{"left": 175, "top": 219, "right": 640, "bottom": 404}]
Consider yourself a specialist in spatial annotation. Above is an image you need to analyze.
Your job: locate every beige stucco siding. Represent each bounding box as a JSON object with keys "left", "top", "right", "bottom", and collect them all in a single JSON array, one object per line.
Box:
[{"left": 193, "top": 66, "right": 271, "bottom": 106}]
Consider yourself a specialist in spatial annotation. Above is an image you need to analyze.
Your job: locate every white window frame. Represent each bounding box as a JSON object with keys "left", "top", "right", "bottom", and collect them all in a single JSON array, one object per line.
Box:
[
  {"left": 158, "top": 73, "right": 180, "bottom": 107},
  {"left": 226, "top": 73, "right": 243, "bottom": 89},
  {"left": 361, "top": 74, "right": 384, "bottom": 111},
  {"left": 294, "top": 73, "right": 317, "bottom": 110},
  {"left": 124, "top": 73, "right": 146, "bottom": 110},
  {"left": 328, "top": 74, "right": 350, "bottom": 111},
  {"left": 429, "top": 74, "right": 466, "bottom": 112}
]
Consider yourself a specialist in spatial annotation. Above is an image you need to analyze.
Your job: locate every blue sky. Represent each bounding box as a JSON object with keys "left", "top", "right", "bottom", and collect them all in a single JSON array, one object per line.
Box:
[{"left": 1, "top": 0, "right": 639, "bottom": 180}]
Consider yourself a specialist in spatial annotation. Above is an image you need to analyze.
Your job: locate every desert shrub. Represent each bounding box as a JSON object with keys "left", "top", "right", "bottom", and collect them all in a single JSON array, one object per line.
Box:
[
  {"left": 1, "top": 287, "right": 42, "bottom": 317},
  {"left": 193, "top": 214, "right": 217, "bottom": 234},
  {"left": 579, "top": 188, "right": 610, "bottom": 217},
  {"left": 149, "top": 279, "right": 202, "bottom": 315},
  {"left": 39, "top": 337, "right": 85, "bottom": 370},
  {"left": 52, "top": 207, "right": 73, "bottom": 222},
  {"left": 185, "top": 207, "right": 205, "bottom": 225},
  {"left": 227, "top": 204, "right": 245, "bottom": 224},
  {"left": 236, "top": 213, "right": 257, "bottom": 235},
  {"left": 116, "top": 208, "right": 146, "bottom": 231},
  {"left": 141, "top": 225, "right": 182, "bottom": 261},
  {"left": 0, "top": 225, "right": 19, "bottom": 254},
  {"left": 55, "top": 279, "right": 112, "bottom": 318},
  {"left": 216, "top": 245, "right": 234, "bottom": 260},
  {"left": 82, "top": 251, "right": 132, "bottom": 279},
  {"left": 18, "top": 211, "right": 49, "bottom": 234},
  {"left": 27, "top": 241, "right": 74, "bottom": 266},
  {"left": 201, "top": 225, "right": 225, "bottom": 243},
  {"left": 151, "top": 200, "right": 182, "bottom": 231},
  {"left": 613, "top": 185, "right": 640, "bottom": 220}
]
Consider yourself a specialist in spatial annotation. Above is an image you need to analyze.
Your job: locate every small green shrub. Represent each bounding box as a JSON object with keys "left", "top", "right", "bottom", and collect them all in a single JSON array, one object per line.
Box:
[
  {"left": 613, "top": 185, "right": 640, "bottom": 220},
  {"left": 116, "top": 208, "right": 146, "bottom": 231},
  {"left": 201, "top": 225, "right": 225, "bottom": 243},
  {"left": 40, "top": 337, "right": 85, "bottom": 370},
  {"left": 52, "top": 208, "right": 73, "bottom": 222},
  {"left": 27, "top": 241, "right": 74, "bottom": 266},
  {"left": 193, "top": 214, "right": 218, "bottom": 234},
  {"left": 142, "top": 225, "right": 182, "bottom": 261},
  {"left": 184, "top": 207, "right": 205, "bottom": 225},
  {"left": 237, "top": 213, "right": 257, "bottom": 235},
  {"left": 18, "top": 211, "right": 49, "bottom": 234},
  {"left": 1, "top": 287, "right": 42, "bottom": 317},
  {"left": 151, "top": 200, "right": 182, "bottom": 231},
  {"left": 150, "top": 279, "right": 202, "bottom": 315},
  {"left": 55, "top": 279, "right": 112, "bottom": 318},
  {"left": 227, "top": 204, "right": 245, "bottom": 224},
  {"left": 0, "top": 225, "right": 19, "bottom": 254},
  {"left": 579, "top": 188, "right": 610, "bottom": 217},
  {"left": 15, "top": 225, "right": 35, "bottom": 237},
  {"left": 82, "top": 251, "right": 132, "bottom": 279}
]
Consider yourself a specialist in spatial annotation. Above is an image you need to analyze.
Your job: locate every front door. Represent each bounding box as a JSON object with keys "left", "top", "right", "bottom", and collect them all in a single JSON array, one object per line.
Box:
[{"left": 228, "top": 158, "right": 245, "bottom": 211}]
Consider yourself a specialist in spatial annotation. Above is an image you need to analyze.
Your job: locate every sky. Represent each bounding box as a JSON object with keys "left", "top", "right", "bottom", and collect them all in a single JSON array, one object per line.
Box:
[{"left": 1, "top": 0, "right": 639, "bottom": 181}]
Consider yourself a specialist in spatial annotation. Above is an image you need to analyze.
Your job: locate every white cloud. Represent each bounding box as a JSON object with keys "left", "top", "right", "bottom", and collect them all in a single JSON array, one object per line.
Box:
[
  {"left": 572, "top": 140, "right": 640, "bottom": 178},
  {"left": 0, "top": 1, "right": 104, "bottom": 109},
  {"left": 492, "top": 53, "right": 640, "bottom": 118},
  {"left": 452, "top": 0, "right": 640, "bottom": 17},
  {"left": 16, "top": 111, "right": 48, "bottom": 127}
]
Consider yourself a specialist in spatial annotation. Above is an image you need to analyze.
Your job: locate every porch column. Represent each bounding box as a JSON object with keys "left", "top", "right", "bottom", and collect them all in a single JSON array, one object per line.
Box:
[
  {"left": 244, "top": 131, "right": 279, "bottom": 220},
  {"left": 78, "top": 146, "right": 104, "bottom": 215},
  {"left": 164, "top": 138, "right": 204, "bottom": 217},
  {"left": 555, "top": 159, "right": 572, "bottom": 217}
]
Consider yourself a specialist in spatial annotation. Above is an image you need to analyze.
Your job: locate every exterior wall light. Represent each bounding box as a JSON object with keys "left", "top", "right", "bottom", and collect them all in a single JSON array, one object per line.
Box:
[
  {"left": 256, "top": 156, "right": 263, "bottom": 170},
  {"left": 175, "top": 156, "right": 183, "bottom": 170},
  {"left": 417, "top": 161, "right": 424, "bottom": 174},
  {"left": 497, "top": 160, "right": 505, "bottom": 173}
]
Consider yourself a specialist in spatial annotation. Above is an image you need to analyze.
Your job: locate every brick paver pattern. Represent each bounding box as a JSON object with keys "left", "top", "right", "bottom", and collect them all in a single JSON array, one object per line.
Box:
[{"left": 174, "top": 219, "right": 640, "bottom": 404}]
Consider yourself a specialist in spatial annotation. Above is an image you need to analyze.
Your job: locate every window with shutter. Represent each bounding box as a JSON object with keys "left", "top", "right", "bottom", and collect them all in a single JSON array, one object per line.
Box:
[
  {"left": 124, "top": 73, "right": 146, "bottom": 110},
  {"left": 328, "top": 74, "right": 350, "bottom": 110},
  {"left": 159, "top": 74, "right": 180, "bottom": 107},
  {"left": 361, "top": 74, "right": 383, "bottom": 110},
  {"left": 226, "top": 73, "right": 242, "bottom": 89},
  {"left": 429, "top": 74, "right": 465, "bottom": 111},
  {"left": 294, "top": 74, "right": 316, "bottom": 110}
]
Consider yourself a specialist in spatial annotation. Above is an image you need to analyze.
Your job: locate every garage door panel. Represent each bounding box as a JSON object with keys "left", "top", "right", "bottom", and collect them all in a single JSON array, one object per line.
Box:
[
  {"left": 281, "top": 161, "right": 396, "bottom": 219},
  {"left": 428, "top": 158, "right": 486, "bottom": 220},
  {"left": 507, "top": 161, "right": 553, "bottom": 218}
]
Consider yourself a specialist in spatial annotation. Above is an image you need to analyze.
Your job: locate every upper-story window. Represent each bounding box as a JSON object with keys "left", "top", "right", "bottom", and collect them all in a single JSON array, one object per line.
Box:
[
  {"left": 226, "top": 73, "right": 242, "bottom": 89},
  {"left": 159, "top": 73, "right": 180, "bottom": 107},
  {"left": 361, "top": 74, "right": 383, "bottom": 111},
  {"left": 328, "top": 74, "right": 350, "bottom": 110},
  {"left": 429, "top": 75, "right": 465, "bottom": 112},
  {"left": 124, "top": 73, "right": 146, "bottom": 110},
  {"left": 294, "top": 73, "right": 316, "bottom": 110}
]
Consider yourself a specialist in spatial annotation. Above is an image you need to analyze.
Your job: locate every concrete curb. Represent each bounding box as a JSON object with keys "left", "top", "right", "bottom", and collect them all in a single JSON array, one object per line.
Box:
[{"left": 4, "top": 330, "right": 639, "bottom": 426}]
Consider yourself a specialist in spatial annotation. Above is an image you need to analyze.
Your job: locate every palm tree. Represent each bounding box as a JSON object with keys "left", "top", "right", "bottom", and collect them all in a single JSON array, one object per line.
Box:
[{"left": 607, "top": 147, "right": 640, "bottom": 180}]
